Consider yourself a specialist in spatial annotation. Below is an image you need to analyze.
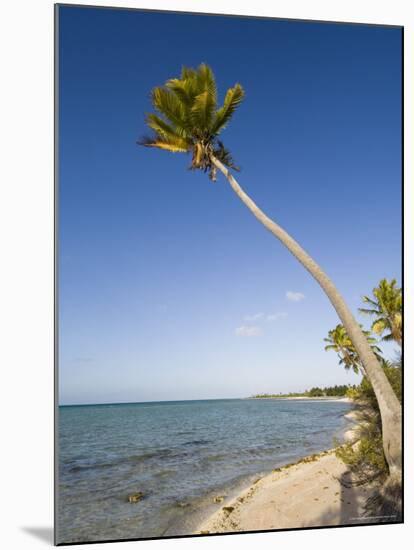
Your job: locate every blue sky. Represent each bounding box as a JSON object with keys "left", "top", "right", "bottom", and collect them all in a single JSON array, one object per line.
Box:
[{"left": 58, "top": 6, "right": 402, "bottom": 405}]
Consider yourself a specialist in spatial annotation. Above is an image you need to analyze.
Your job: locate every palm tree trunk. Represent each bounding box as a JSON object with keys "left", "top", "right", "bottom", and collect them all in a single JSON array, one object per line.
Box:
[{"left": 211, "top": 155, "right": 402, "bottom": 476}]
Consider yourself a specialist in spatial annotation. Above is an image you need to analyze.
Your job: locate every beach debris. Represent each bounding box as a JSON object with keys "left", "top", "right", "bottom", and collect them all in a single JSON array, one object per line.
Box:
[
  {"left": 222, "top": 506, "right": 235, "bottom": 514},
  {"left": 213, "top": 496, "right": 225, "bottom": 503},
  {"left": 272, "top": 450, "right": 333, "bottom": 474},
  {"left": 128, "top": 492, "right": 144, "bottom": 503},
  {"left": 199, "top": 530, "right": 210, "bottom": 535}
]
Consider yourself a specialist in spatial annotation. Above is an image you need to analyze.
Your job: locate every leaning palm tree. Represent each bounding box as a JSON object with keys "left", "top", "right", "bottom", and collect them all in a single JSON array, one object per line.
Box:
[
  {"left": 359, "top": 279, "right": 402, "bottom": 346},
  {"left": 324, "top": 324, "right": 383, "bottom": 375},
  {"left": 138, "top": 63, "right": 401, "bottom": 477}
]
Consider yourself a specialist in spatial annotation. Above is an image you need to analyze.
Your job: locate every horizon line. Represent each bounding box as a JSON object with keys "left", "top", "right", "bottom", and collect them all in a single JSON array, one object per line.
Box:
[
  {"left": 59, "top": 396, "right": 246, "bottom": 407},
  {"left": 58, "top": 390, "right": 353, "bottom": 407}
]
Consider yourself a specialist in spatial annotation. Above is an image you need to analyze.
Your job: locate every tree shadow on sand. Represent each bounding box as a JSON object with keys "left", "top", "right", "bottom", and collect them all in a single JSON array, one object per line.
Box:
[{"left": 312, "top": 469, "right": 401, "bottom": 528}]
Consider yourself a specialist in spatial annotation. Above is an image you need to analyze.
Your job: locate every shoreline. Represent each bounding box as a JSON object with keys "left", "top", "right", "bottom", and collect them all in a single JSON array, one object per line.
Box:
[
  {"left": 193, "top": 404, "right": 376, "bottom": 534},
  {"left": 248, "top": 396, "right": 352, "bottom": 402}
]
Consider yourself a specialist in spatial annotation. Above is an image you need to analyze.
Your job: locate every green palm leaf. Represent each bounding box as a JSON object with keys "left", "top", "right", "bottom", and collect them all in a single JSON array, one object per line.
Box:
[
  {"left": 151, "top": 87, "right": 189, "bottom": 135},
  {"left": 165, "top": 78, "right": 195, "bottom": 107},
  {"left": 181, "top": 66, "right": 197, "bottom": 80},
  {"left": 139, "top": 64, "right": 244, "bottom": 179},
  {"left": 166, "top": 71, "right": 200, "bottom": 107},
  {"left": 359, "top": 307, "right": 381, "bottom": 316},
  {"left": 145, "top": 113, "right": 184, "bottom": 142},
  {"left": 211, "top": 83, "right": 245, "bottom": 134},
  {"left": 324, "top": 323, "right": 382, "bottom": 375},
  {"left": 190, "top": 90, "right": 215, "bottom": 132},
  {"left": 196, "top": 63, "right": 217, "bottom": 106},
  {"left": 361, "top": 295, "right": 380, "bottom": 307},
  {"left": 358, "top": 279, "right": 402, "bottom": 344}
]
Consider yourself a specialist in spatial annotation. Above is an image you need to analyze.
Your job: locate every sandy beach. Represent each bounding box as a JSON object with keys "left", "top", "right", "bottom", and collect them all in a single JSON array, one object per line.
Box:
[
  {"left": 195, "top": 414, "right": 377, "bottom": 534},
  {"left": 249, "top": 396, "right": 353, "bottom": 402}
]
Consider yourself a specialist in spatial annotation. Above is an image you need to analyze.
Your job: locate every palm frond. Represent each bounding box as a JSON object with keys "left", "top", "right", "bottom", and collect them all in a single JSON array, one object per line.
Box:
[
  {"left": 166, "top": 70, "right": 201, "bottom": 108},
  {"left": 181, "top": 66, "right": 197, "bottom": 80},
  {"left": 358, "top": 307, "right": 381, "bottom": 316},
  {"left": 151, "top": 87, "right": 189, "bottom": 134},
  {"left": 324, "top": 322, "right": 381, "bottom": 376},
  {"left": 196, "top": 63, "right": 217, "bottom": 106},
  {"left": 138, "top": 135, "right": 190, "bottom": 153},
  {"left": 211, "top": 83, "right": 245, "bottom": 134},
  {"left": 165, "top": 78, "right": 195, "bottom": 107},
  {"left": 190, "top": 90, "right": 215, "bottom": 131},
  {"left": 361, "top": 295, "right": 379, "bottom": 307},
  {"left": 145, "top": 113, "right": 184, "bottom": 142},
  {"left": 371, "top": 319, "right": 387, "bottom": 335},
  {"left": 140, "top": 64, "right": 244, "bottom": 179},
  {"left": 324, "top": 344, "right": 337, "bottom": 351}
]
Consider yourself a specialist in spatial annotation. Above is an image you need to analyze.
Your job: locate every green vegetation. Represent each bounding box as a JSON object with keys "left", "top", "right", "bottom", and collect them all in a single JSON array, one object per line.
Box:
[
  {"left": 340, "top": 360, "right": 402, "bottom": 474},
  {"left": 252, "top": 392, "right": 306, "bottom": 399},
  {"left": 325, "top": 278, "right": 402, "bottom": 519},
  {"left": 359, "top": 278, "right": 402, "bottom": 346},
  {"left": 139, "top": 63, "right": 243, "bottom": 182},
  {"left": 324, "top": 324, "right": 382, "bottom": 375},
  {"left": 252, "top": 384, "right": 352, "bottom": 399},
  {"left": 324, "top": 280, "right": 402, "bottom": 482}
]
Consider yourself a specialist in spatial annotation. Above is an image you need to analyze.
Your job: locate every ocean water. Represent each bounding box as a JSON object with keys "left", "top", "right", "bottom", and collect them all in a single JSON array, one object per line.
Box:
[{"left": 57, "top": 398, "right": 353, "bottom": 543}]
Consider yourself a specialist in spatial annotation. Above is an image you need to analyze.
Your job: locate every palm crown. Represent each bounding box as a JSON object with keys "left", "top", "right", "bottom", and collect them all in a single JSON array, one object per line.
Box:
[
  {"left": 138, "top": 63, "right": 244, "bottom": 181},
  {"left": 324, "top": 324, "right": 382, "bottom": 375},
  {"left": 359, "top": 278, "right": 402, "bottom": 345}
]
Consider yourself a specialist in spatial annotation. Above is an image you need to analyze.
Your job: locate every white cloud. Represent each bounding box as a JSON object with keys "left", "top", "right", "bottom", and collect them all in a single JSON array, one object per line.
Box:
[
  {"left": 266, "top": 312, "right": 288, "bottom": 321},
  {"left": 286, "top": 291, "right": 305, "bottom": 302},
  {"left": 235, "top": 325, "right": 262, "bottom": 337},
  {"left": 243, "top": 312, "right": 264, "bottom": 321}
]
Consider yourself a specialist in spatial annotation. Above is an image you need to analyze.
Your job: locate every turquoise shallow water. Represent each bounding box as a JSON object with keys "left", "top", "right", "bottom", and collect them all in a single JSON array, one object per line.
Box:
[{"left": 57, "top": 398, "right": 353, "bottom": 543}]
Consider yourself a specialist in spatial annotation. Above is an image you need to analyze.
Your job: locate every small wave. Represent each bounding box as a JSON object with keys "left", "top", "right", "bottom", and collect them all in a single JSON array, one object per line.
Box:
[
  {"left": 68, "top": 461, "right": 116, "bottom": 473},
  {"left": 125, "top": 450, "right": 172, "bottom": 463},
  {"left": 182, "top": 439, "right": 210, "bottom": 446},
  {"left": 203, "top": 454, "right": 226, "bottom": 462},
  {"left": 152, "top": 469, "right": 176, "bottom": 478},
  {"left": 66, "top": 449, "right": 174, "bottom": 473}
]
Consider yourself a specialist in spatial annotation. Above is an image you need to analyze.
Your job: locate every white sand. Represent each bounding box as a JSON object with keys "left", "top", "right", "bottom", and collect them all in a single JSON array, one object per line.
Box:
[{"left": 195, "top": 437, "right": 376, "bottom": 534}]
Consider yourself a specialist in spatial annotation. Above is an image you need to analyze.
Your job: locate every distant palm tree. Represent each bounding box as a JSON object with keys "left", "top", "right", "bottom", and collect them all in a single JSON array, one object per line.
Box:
[
  {"left": 138, "top": 63, "right": 401, "bottom": 476},
  {"left": 359, "top": 279, "right": 402, "bottom": 346},
  {"left": 324, "top": 324, "right": 383, "bottom": 374}
]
